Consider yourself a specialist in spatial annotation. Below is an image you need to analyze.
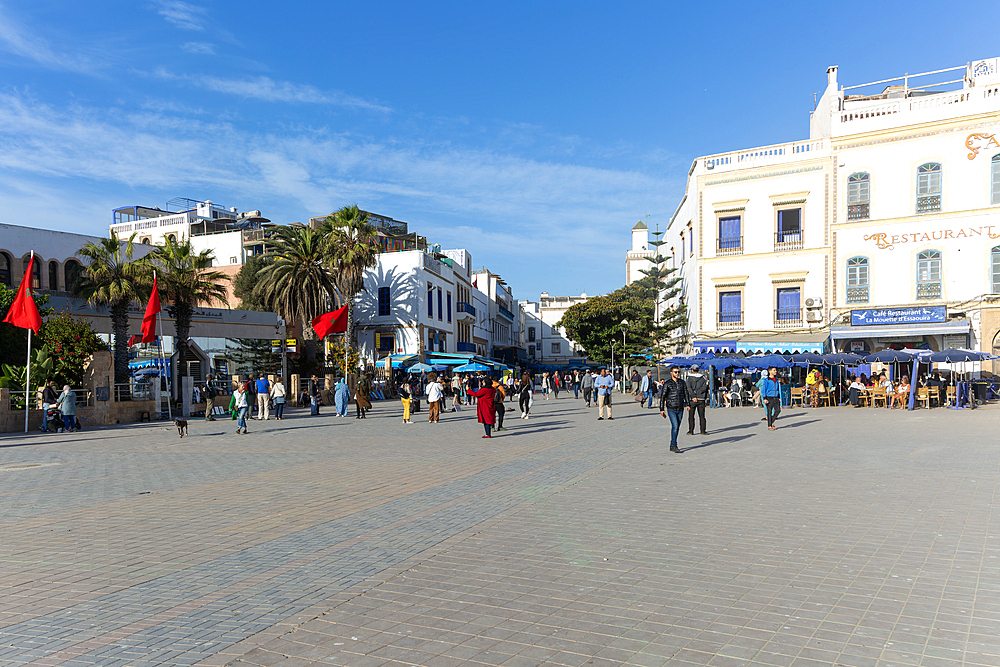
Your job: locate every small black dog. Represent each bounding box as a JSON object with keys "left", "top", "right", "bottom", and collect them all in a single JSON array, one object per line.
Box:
[{"left": 174, "top": 418, "right": 188, "bottom": 438}]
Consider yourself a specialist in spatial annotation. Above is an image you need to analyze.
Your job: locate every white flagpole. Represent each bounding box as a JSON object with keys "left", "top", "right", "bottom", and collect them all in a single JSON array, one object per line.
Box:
[
  {"left": 24, "top": 251, "right": 33, "bottom": 434},
  {"left": 154, "top": 271, "right": 172, "bottom": 420}
]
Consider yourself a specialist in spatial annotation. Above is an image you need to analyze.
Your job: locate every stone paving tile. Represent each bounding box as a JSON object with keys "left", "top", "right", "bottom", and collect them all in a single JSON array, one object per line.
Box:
[{"left": 3, "top": 400, "right": 1000, "bottom": 665}]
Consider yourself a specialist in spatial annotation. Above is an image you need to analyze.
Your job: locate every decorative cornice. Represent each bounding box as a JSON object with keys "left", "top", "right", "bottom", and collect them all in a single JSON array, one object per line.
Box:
[
  {"left": 770, "top": 270, "right": 808, "bottom": 284},
  {"left": 711, "top": 275, "right": 749, "bottom": 287},
  {"left": 705, "top": 164, "right": 824, "bottom": 186},
  {"left": 712, "top": 198, "right": 749, "bottom": 213}
]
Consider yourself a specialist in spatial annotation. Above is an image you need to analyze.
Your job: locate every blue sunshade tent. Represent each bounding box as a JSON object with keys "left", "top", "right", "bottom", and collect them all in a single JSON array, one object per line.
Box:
[
  {"left": 454, "top": 362, "right": 491, "bottom": 372},
  {"left": 745, "top": 354, "right": 794, "bottom": 369},
  {"left": 929, "top": 349, "right": 991, "bottom": 363},
  {"left": 823, "top": 353, "right": 864, "bottom": 365},
  {"left": 864, "top": 349, "right": 915, "bottom": 363},
  {"left": 407, "top": 362, "right": 435, "bottom": 373},
  {"left": 789, "top": 352, "right": 825, "bottom": 364}
]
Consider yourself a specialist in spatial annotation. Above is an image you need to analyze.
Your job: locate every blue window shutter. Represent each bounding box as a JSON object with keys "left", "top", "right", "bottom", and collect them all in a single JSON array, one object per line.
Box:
[{"left": 428, "top": 287, "right": 433, "bottom": 318}]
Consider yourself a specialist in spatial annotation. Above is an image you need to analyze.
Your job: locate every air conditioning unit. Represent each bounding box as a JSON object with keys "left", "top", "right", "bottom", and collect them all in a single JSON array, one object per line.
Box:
[
  {"left": 804, "top": 297, "right": 823, "bottom": 309},
  {"left": 805, "top": 311, "right": 823, "bottom": 323}
]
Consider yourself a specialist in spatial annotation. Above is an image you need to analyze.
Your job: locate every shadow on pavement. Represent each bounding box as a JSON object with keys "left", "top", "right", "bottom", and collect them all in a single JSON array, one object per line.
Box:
[{"left": 682, "top": 433, "right": 756, "bottom": 451}]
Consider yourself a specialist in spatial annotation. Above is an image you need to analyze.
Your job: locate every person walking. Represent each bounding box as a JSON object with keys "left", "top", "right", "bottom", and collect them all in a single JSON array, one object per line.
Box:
[
  {"left": 640, "top": 370, "right": 654, "bottom": 408},
  {"left": 492, "top": 378, "right": 507, "bottom": 432},
  {"left": 571, "top": 370, "right": 580, "bottom": 399},
  {"left": 451, "top": 374, "right": 462, "bottom": 410},
  {"left": 468, "top": 381, "right": 497, "bottom": 438},
  {"left": 204, "top": 374, "right": 217, "bottom": 421},
  {"left": 270, "top": 377, "right": 286, "bottom": 420},
  {"left": 399, "top": 378, "right": 413, "bottom": 423},
  {"left": 309, "top": 374, "right": 321, "bottom": 416},
  {"left": 762, "top": 366, "right": 782, "bottom": 430},
  {"left": 233, "top": 383, "right": 249, "bottom": 434},
  {"left": 685, "top": 364, "right": 709, "bottom": 435},
  {"left": 334, "top": 377, "right": 350, "bottom": 416},
  {"left": 56, "top": 385, "right": 77, "bottom": 433},
  {"left": 594, "top": 368, "right": 615, "bottom": 420},
  {"left": 581, "top": 369, "right": 594, "bottom": 407},
  {"left": 659, "top": 366, "right": 689, "bottom": 453},
  {"left": 255, "top": 374, "right": 271, "bottom": 420},
  {"left": 540, "top": 372, "right": 550, "bottom": 399},
  {"left": 40, "top": 380, "right": 58, "bottom": 432},
  {"left": 518, "top": 373, "right": 533, "bottom": 419},
  {"left": 630, "top": 369, "right": 641, "bottom": 397},
  {"left": 355, "top": 374, "right": 372, "bottom": 419},
  {"left": 552, "top": 372, "right": 561, "bottom": 399},
  {"left": 425, "top": 372, "right": 443, "bottom": 422}
]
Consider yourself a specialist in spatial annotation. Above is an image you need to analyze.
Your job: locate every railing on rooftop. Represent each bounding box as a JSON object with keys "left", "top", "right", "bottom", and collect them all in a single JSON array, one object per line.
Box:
[{"left": 703, "top": 139, "right": 827, "bottom": 171}]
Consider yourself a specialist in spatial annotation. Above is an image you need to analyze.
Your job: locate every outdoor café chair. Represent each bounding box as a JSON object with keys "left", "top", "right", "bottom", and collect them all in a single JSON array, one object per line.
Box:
[
  {"left": 871, "top": 388, "right": 888, "bottom": 408},
  {"left": 790, "top": 387, "right": 804, "bottom": 407},
  {"left": 916, "top": 387, "right": 930, "bottom": 409}
]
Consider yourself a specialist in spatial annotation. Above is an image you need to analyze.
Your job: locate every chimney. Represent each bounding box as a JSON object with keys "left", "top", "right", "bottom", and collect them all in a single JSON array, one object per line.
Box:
[{"left": 827, "top": 65, "right": 838, "bottom": 88}]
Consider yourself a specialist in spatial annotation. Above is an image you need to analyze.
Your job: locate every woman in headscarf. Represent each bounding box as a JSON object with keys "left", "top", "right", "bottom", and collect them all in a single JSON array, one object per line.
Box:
[
  {"left": 334, "top": 377, "right": 350, "bottom": 416},
  {"left": 56, "top": 385, "right": 77, "bottom": 433},
  {"left": 468, "top": 379, "right": 497, "bottom": 438},
  {"left": 354, "top": 374, "right": 372, "bottom": 419}
]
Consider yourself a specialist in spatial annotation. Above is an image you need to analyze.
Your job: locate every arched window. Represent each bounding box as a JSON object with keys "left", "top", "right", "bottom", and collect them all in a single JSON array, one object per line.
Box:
[
  {"left": 992, "top": 155, "right": 1000, "bottom": 205},
  {"left": 846, "top": 256, "right": 869, "bottom": 303},
  {"left": 64, "top": 260, "right": 83, "bottom": 292},
  {"left": 48, "top": 261, "right": 59, "bottom": 290},
  {"left": 0, "top": 252, "right": 10, "bottom": 286},
  {"left": 916, "top": 162, "right": 942, "bottom": 213},
  {"left": 847, "top": 173, "right": 870, "bottom": 220},
  {"left": 23, "top": 256, "right": 41, "bottom": 289},
  {"left": 916, "top": 250, "right": 942, "bottom": 300},
  {"left": 992, "top": 246, "right": 1000, "bottom": 293}
]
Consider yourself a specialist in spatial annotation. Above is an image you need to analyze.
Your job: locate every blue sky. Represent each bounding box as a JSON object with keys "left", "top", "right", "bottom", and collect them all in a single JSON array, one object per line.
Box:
[{"left": 1, "top": 0, "right": 998, "bottom": 299}]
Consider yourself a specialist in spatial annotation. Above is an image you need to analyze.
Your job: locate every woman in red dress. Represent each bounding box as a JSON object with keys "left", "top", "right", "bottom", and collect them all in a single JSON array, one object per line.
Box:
[{"left": 468, "top": 381, "right": 497, "bottom": 438}]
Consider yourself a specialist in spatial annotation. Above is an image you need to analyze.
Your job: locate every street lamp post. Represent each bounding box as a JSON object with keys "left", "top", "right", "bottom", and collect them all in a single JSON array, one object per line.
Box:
[
  {"left": 610, "top": 340, "right": 617, "bottom": 389},
  {"left": 620, "top": 319, "right": 629, "bottom": 393}
]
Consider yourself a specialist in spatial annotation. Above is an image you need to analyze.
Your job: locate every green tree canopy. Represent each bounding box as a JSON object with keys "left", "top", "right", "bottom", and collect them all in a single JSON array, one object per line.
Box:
[
  {"left": 232, "top": 255, "right": 270, "bottom": 311},
  {"left": 557, "top": 276, "right": 686, "bottom": 364}
]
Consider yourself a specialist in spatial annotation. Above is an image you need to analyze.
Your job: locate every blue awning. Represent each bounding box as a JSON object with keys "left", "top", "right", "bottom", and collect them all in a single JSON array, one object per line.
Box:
[{"left": 830, "top": 319, "right": 971, "bottom": 340}]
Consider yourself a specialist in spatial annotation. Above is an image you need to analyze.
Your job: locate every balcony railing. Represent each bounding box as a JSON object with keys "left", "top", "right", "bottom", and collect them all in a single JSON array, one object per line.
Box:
[
  {"left": 457, "top": 301, "right": 476, "bottom": 316},
  {"left": 456, "top": 341, "right": 476, "bottom": 352},
  {"left": 717, "top": 311, "right": 743, "bottom": 330},
  {"left": 917, "top": 282, "right": 942, "bottom": 300},
  {"left": 497, "top": 304, "right": 514, "bottom": 320},
  {"left": 847, "top": 203, "right": 870, "bottom": 220},
  {"left": 775, "top": 231, "right": 803, "bottom": 251},
  {"left": 917, "top": 195, "right": 941, "bottom": 213},
  {"left": 846, "top": 286, "right": 869, "bottom": 304},
  {"left": 717, "top": 236, "right": 743, "bottom": 256},
  {"left": 775, "top": 308, "right": 803, "bottom": 328}
]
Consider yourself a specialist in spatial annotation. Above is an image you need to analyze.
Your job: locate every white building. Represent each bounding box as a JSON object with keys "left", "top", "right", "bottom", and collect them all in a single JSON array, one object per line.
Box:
[
  {"left": 519, "top": 292, "right": 591, "bottom": 365},
  {"left": 472, "top": 268, "right": 525, "bottom": 365},
  {"left": 354, "top": 248, "right": 478, "bottom": 361},
  {"left": 643, "top": 57, "right": 1000, "bottom": 359}
]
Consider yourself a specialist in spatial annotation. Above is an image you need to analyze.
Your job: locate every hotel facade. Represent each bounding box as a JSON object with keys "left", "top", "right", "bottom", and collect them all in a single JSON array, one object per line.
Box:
[{"left": 634, "top": 57, "right": 1000, "bottom": 362}]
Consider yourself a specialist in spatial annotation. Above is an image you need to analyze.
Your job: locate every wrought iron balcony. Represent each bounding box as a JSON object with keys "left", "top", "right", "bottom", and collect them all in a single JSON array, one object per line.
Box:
[
  {"left": 917, "top": 282, "right": 941, "bottom": 300},
  {"left": 917, "top": 195, "right": 941, "bottom": 214},
  {"left": 456, "top": 341, "right": 476, "bottom": 352},
  {"left": 847, "top": 203, "right": 870, "bottom": 220},
  {"left": 846, "top": 286, "right": 869, "bottom": 304},
  {"left": 717, "top": 236, "right": 743, "bottom": 256},
  {"left": 775, "top": 231, "right": 803, "bottom": 251},
  {"left": 717, "top": 311, "right": 743, "bottom": 330},
  {"left": 775, "top": 308, "right": 803, "bottom": 328}
]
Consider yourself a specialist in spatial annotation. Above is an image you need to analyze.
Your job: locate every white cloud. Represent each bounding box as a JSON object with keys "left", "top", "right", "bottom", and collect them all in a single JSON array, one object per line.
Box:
[
  {"left": 0, "top": 92, "right": 680, "bottom": 293},
  {"left": 0, "top": 5, "right": 96, "bottom": 73},
  {"left": 181, "top": 41, "right": 215, "bottom": 54},
  {"left": 148, "top": 69, "right": 391, "bottom": 112},
  {"left": 155, "top": 0, "right": 208, "bottom": 31}
]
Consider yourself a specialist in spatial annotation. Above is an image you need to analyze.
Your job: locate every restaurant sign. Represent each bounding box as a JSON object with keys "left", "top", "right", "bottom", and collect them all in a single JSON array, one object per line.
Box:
[
  {"left": 851, "top": 306, "right": 946, "bottom": 326},
  {"left": 864, "top": 225, "right": 1000, "bottom": 250}
]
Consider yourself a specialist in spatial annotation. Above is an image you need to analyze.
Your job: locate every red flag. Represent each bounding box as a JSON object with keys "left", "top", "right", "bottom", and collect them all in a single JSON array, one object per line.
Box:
[
  {"left": 2, "top": 254, "right": 42, "bottom": 332},
  {"left": 129, "top": 275, "right": 162, "bottom": 346},
  {"left": 311, "top": 304, "right": 349, "bottom": 338}
]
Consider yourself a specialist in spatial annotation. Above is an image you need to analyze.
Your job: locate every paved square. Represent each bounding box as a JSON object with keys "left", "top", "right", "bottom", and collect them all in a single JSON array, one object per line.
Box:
[{"left": 2, "top": 396, "right": 1000, "bottom": 666}]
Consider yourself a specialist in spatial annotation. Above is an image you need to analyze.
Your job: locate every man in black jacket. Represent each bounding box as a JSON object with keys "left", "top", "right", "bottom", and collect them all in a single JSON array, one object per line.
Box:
[
  {"left": 659, "top": 366, "right": 689, "bottom": 454},
  {"left": 685, "top": 364, "right": 709, "bottom": 436},
  {"left": 40, "top": 380, "right": 59, "bottom": 432}
]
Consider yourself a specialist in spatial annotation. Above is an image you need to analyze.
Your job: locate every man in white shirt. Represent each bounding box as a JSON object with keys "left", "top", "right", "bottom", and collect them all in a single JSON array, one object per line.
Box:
[{"left": 426, "top": 374, "right": 444, "bottom": 422}]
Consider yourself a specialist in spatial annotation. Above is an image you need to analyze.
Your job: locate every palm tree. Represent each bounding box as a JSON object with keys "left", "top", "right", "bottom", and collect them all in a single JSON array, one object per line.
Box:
[
  {"left": 253, "top": 224, "right": 340, "bottom": 343},
  {"left": 147, "top": 238, "right": 230, "bottom": 385},
  {"left": 324, "top": 205, "right": 379, "bottom": 368},
  {"left": 75, "top": 232, "right": 150, "bottom": 383}
]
